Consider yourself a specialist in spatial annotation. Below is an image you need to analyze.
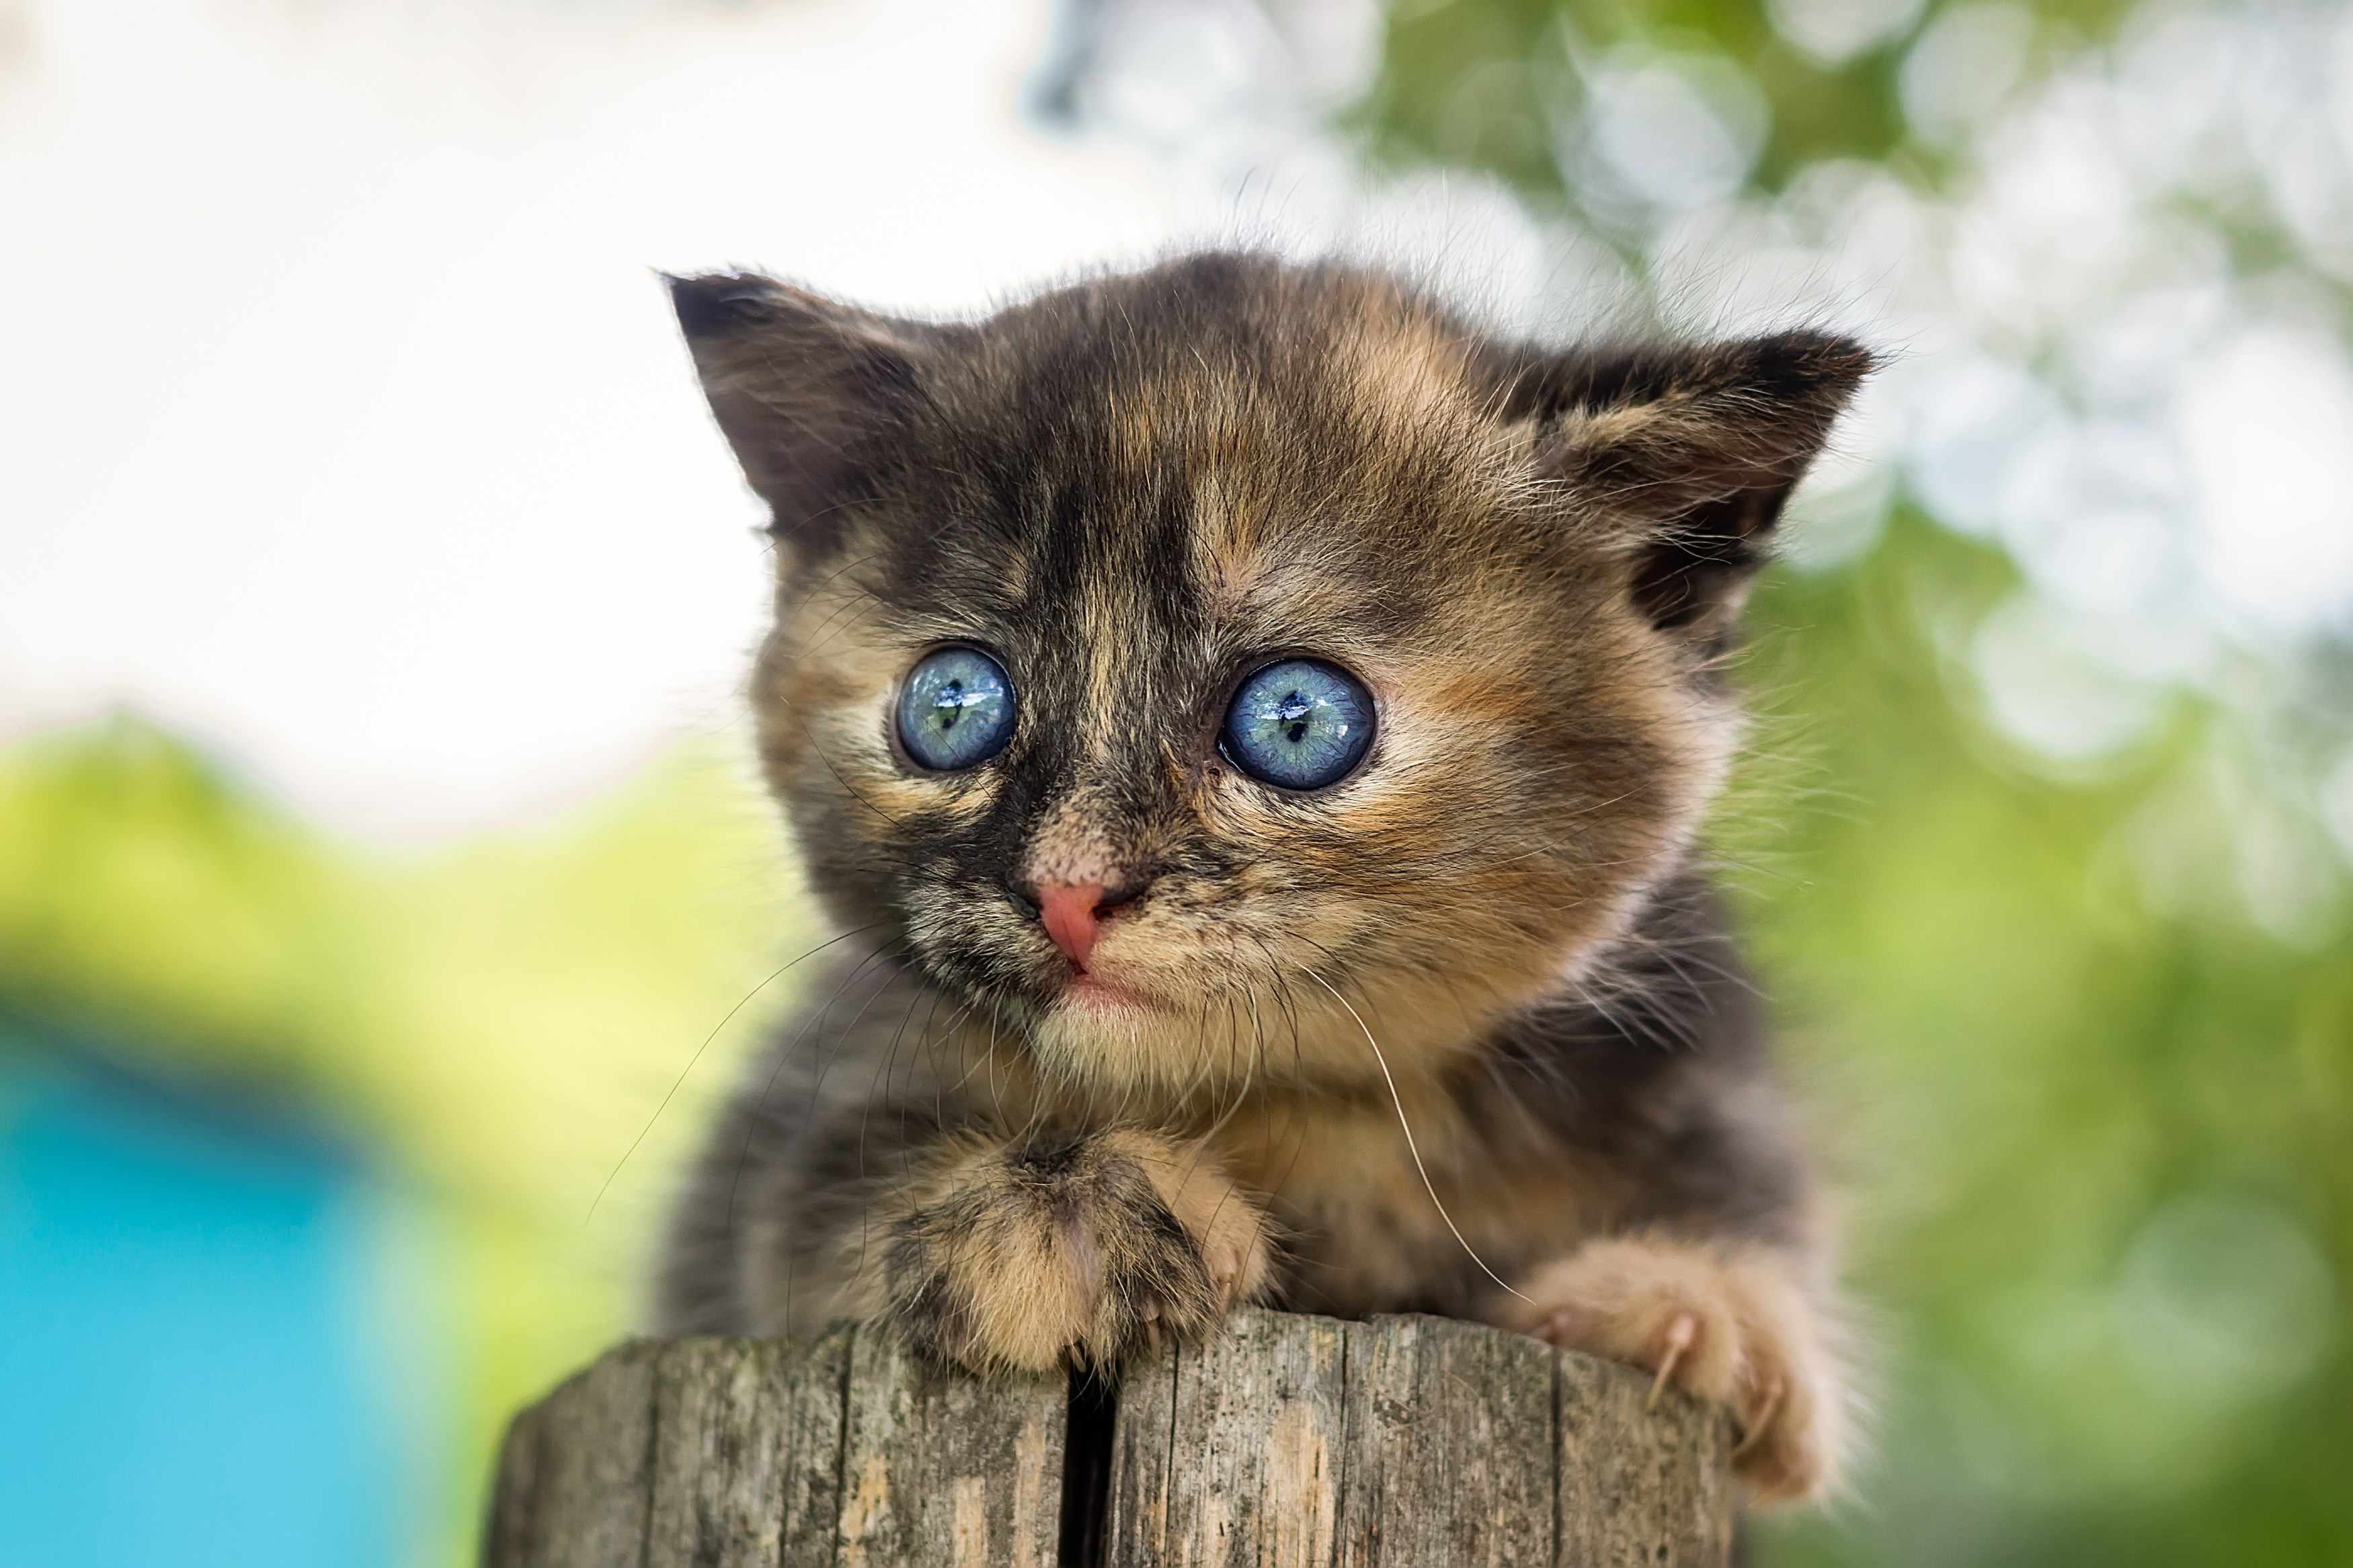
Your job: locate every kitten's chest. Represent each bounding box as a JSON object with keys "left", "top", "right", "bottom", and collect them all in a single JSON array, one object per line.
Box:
[{"left": 1199, "top": 1089, "right": 1616, "bottom": 1317}]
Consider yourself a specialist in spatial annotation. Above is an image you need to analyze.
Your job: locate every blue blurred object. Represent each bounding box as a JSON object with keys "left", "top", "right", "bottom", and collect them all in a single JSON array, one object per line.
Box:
[{"left": 0, "top": 1030, "right": 406, "bottom": 1568}]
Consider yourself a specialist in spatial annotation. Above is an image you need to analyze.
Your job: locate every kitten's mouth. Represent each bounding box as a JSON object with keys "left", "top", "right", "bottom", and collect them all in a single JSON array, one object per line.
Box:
[{"left": 1059, "top": 966, "right": 1158, "bottom": 1014}]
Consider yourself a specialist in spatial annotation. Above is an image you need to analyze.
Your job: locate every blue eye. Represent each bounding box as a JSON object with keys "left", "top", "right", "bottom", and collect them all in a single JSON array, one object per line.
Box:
[
  {"left": 898, "top": 647, "right": 1015, "bottom": 771},
  {"left": 1220, "top": 659, "right": 1375, "bottom": 791}
]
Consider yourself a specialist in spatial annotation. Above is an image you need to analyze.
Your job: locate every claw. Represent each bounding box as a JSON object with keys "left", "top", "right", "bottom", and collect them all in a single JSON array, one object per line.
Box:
[
  {"left": 1646, "top": 1313, "right": 1697, "bottom": 1412},
  {"left": 1206, "top": 1247, "right": 1242, "bottom": 1309},
  {"left": 1732, "top": 1374, "right": 1785, "bottom": 1460}
]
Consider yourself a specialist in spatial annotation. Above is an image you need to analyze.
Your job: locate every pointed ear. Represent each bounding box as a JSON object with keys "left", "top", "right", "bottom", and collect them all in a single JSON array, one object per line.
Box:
[
  {"left": 668, "top": 272, "right": 951, "bottom": 556},
  {"left": 1484, "top": 331, "right": 1873, "bottom": 640}
]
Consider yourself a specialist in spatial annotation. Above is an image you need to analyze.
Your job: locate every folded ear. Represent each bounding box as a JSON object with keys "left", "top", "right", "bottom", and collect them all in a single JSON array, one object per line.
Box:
[
  {"left": 668, "top": 272, "right": 953, "bottom": 557},
  {"left": 1482, "top": 331, "right": 1874, "bottom": 643}
]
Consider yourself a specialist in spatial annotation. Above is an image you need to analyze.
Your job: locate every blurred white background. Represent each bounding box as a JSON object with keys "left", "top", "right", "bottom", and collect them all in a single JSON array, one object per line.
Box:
[{"left": 1, "top": 0, "right": 1236, "bottom": 838}]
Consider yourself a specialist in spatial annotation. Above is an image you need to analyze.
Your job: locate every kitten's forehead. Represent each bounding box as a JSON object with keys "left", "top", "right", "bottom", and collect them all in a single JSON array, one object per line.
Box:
[{"left": 901, "top": 288, "right": 1524, "bottom": 663}]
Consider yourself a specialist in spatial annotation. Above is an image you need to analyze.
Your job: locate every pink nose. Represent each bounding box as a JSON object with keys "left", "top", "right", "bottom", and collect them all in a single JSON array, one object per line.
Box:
[{"left": 1037, "top": 882, "right": 1107, "bottom": 967}]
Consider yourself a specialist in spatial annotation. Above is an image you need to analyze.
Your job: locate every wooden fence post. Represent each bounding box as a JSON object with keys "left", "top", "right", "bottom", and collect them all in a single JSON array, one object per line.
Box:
[{"left": 485, "top": 1307, "right": 1734, "bottom": 1567}]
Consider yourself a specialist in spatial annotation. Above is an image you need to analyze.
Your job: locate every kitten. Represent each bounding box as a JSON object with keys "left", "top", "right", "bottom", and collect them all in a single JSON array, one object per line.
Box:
[{"left": 653, "top": 253, "right": 1870, "bottom": 1502}]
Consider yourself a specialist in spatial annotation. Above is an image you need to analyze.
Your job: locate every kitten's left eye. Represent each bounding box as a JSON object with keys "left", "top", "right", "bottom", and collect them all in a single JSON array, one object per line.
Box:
[
  {"left": 1220, "top": 658, "right": 1376, "bottom": 791},
  {"left": 898, "top": 647, "right": 1016, "bottom": 771}
]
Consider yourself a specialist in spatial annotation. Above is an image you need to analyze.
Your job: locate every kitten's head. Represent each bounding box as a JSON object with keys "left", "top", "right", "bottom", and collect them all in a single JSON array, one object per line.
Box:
[{"left": 673, "top": 255, "right": 1866, "bottom": 1097}]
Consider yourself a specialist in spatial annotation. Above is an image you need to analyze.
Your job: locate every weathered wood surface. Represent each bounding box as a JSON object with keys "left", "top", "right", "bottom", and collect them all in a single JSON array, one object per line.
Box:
[
  {"left": 488, "top": 1325, "right": 1065, "bottom": 1568},
  {"left": 486, "top": 1309, "right": 1732, "bottom": 1568},
  {"left": 1106, "top": 1311, "right": 1732, "bottom": 1568}
]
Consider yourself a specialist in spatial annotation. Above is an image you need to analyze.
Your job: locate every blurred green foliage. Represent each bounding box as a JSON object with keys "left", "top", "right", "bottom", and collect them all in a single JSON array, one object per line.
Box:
[
  {"left": 1732, "top": 518, "right": 2352, "bottom": 1563},
  {"left": 1357, "top": 0, "right": 2130, "bottom": 203},
  {"left": 1364, "top": 0, "right": 1899, "bottom": 192}
]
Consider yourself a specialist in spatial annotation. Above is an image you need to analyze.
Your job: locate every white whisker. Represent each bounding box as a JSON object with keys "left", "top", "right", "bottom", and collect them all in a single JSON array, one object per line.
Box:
[{"left": 1297, "top": 963, "right": 1531, "bottom": 1308}]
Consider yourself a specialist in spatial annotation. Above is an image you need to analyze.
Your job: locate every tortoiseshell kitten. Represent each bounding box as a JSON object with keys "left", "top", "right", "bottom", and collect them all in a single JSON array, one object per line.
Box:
[{"left": 653, "top": 253, "right": 1871, "bottom": 1501}]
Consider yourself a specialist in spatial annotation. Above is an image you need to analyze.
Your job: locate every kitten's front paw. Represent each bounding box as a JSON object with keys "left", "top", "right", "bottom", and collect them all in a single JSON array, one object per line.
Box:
[
  {"left": 869, "top": 1130, "right": 1271, "bottom": 1374},
  {"left": 1500, "top": 1235, "right": 1850, "bottom": 1503}
]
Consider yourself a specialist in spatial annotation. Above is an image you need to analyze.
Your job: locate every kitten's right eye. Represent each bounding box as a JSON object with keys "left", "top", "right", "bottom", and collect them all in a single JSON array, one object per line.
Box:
[{"left": 897, "top": 647, "right": 1016, "bottom": 771}]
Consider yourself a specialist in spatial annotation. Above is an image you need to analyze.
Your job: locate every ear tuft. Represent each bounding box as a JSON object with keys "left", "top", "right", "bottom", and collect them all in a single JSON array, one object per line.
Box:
[
  {"left": 1479, "top": 328, "right": 1874, "bottom": 642},
  {"left": 1540, "top": 331, "right": 1874, "bottom": 515},
  {"left": 667, "top": 272, "right": 949, "bottom": 558},
  {"left": 665, "top": 271, "right": 790, "bottom": 340}
]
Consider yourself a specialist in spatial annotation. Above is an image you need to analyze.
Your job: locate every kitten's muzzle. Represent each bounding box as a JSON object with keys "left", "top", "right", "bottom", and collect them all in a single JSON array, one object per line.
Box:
[{"left": 1024, "top": 875, "right": 1146, "bottom": 970}]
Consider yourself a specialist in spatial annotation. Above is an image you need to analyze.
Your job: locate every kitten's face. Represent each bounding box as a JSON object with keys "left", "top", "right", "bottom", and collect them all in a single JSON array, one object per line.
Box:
[{"left": 676, "top": 258, "right": 1864, "bottom": 1097}]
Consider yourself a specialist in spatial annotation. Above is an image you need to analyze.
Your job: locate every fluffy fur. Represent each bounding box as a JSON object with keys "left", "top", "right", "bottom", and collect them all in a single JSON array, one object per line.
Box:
[{"left": 652, "top": 253, "right": 1870, "bottom": 1501}]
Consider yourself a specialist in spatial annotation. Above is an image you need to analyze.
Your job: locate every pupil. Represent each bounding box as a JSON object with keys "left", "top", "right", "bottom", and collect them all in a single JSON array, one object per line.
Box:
[
  {"left": 936, "top": 679, "right": 965, "bottom": 730},
  {"left": 1275, "top": 688, "right": 1314, "bottom": 745}
]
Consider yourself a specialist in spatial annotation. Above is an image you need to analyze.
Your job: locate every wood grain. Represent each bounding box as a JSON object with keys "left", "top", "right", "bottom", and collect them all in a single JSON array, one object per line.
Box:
[
  {"left": 1331, "top": 1314, "right": 1557, "bottom": 1567},
  {"left": 832, "top": 1326, "right": 1066, "bottom": 1568},
  {"left": 1105, "top": 1308, "right": 1349, "bottom": 1567},
  {"left": 502, "top": 1339, "right": 660, "bottom": 1568},
  {"left": 1555, "top": 1348, "right": 1736, "bottom": 1567},
  {"left": 640, "top": 1333, "right": 850, "bottom": 1567}
]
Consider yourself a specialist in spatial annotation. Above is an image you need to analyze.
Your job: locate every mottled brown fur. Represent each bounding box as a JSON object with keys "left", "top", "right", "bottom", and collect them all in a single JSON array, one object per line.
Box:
[{"left": 653, "top": 253, "right": 1870, "bottom": 1501}]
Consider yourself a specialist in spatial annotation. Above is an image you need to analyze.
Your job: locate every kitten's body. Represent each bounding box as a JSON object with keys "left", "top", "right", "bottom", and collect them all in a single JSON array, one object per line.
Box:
[{"left": 654, "top": 254, "right": 1868, "bottom": 1501}]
